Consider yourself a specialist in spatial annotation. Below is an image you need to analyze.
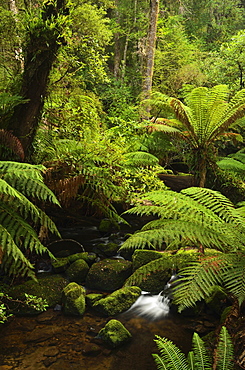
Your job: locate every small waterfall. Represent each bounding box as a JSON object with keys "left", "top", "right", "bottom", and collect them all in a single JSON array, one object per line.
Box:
[
  {"left": 126, "top": 273, "right": 182, "bottom": 321},
  {"left": 126, "top": 290, "right": 170, "bottom": 321}
]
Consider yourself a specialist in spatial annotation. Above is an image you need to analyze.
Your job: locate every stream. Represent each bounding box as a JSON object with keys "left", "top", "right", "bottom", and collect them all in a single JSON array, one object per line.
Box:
[{"left": 0, "top": 218, "right": 218, "bottom": 370}]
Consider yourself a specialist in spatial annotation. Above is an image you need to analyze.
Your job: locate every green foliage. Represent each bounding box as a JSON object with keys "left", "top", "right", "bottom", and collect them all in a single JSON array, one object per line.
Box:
[
  {"left": 120, "top": 187, "right": 245, "bottom": 252},
  {"left": 0, "top": 161, "right": 60, "bottom": 278},
  {"left": 146, "top": 85, "right": 245, "bottom": 186},
  {"left": 153, "top": 326, "right": 234, "bottom": 370},
  {"left": 24, "top": 293, "right": 48, "bottom": 312}
]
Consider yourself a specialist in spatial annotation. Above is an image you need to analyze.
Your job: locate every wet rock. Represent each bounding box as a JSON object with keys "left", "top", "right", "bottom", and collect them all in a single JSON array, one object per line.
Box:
[
  {"left": 24, "top": 326, "right": 62, "bottom": 343},
  {"left": 66, "top": 259, "right": 89, "bottom": 284},
  {"left": 82, "top": 343, "right": 101, "bottom": 356},
  {"left": 132, "top": 250, "right": 169, "bottom": 271},
  {"left": 93, "top": 242, "right": 119, "bottom": 257},
  {"left": 62, "top": 282, "right": 86, "bottom": 316},
  {"left": 98, "top": 319, "right": 131, "bottom": 348},
  {"left": 93, "top": 286, "right": 141, "bottom": 316},
  {"left": 7, "top": 275, "right": 69, "bottom": 315},
  {"left": 43, "top": 347, "right": 59, "bottom": 357},
  {"left": 36, "top": 310, "right": 56, "bottom": 324},
  {"left": 43, "top": 356, "right": 57, "bottom": 367},
  {"left": 52, "top": 258, "right": 70, "bottom": 273},
  {"left": 86, "top": 259, "right": 132, "bottom": 291},
  {"left": 68, "top": 252, "right": 97, "bottom": 266},
  {"left": 86, "top": 293, "right": 104, "bottom": 307}
]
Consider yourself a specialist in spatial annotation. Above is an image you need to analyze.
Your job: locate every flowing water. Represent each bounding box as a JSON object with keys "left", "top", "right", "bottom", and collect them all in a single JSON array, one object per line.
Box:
[{"left": 0, "top": 220, "right": 218, "bottom": 369}]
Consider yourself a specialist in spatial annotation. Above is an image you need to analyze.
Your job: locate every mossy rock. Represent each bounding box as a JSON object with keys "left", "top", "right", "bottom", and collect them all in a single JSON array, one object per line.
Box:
[
  {"left": 85, "top": 259, "right": 132, "bottom": 291},
  {"left": 62, "top": 282, "right": 86, "bottom": 316},
  {"left": 132, "top": 250, "right": 171, "bottom": 271},
  {"left": 98, "top": 219, "right": 115, "bottom": 234},
  {"left": 94, "top": 242, "right": 119, "bottom": 257},
  {"left": 205, "top": 285, "right": 228, "bottom": 315},
  {"left": 86, "top": 293, "right": 104, "bottom": 307},
  {"left": 52, "top": 257, "right": 70, "bottom": 273},
  {"left": 66, "top": 259, "right": 90, "bottom": 284},
  {"left": 126, "top": 249, "right": 224, "bottom": 294},
  {"left": 68, "top": 252, "right": 97, "bottom": 266},
  {"left": 7, "top": 275, "right": 69, "bottom": 315},
  {"left": 93, "top": 286, "right": 141, "bottom": 316},
  {"left": 98, "top": 319, "right": 131, "bottom": 348}
]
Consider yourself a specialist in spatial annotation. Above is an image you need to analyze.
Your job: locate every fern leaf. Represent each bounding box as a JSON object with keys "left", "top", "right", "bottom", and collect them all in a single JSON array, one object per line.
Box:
[
  {"left": 215, "top": 326, "right": 234, "bottom": 370},
  {"left": 123, "top": 151, "right": 159, "bottom": 167},
  {"left": 187, "top": 351, "right": 195, "bottom": 370},
  {"left": 153, "top": 335, "right": 190, "bottom": 370},
  {"left": 172, "top": 256, "right": 228, "bottom": 312},
  {"left": 222, "top": 255, "right": 245, "bottom": 306},
  {"left": 192, "top": 332, "right": 212, "bottom": 370}
]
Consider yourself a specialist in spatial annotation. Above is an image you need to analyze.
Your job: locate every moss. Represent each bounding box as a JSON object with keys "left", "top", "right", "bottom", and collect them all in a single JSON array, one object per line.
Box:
[
  {"left": 98, "top": 319, "right": 131, "bottom": 348},
  {"left": 62, "top": 282, "right": 86, "bottom": 316},
  {"left": 93, "top": 286, "right": 141, "bottom": 316},
  {"left": 66, "top": 259, "right": 89, "bottom": 284},
  {"left": 132, "top": 250, "right": 169, "bottom": 271},
  {"left": 98, "top": 219, "right": 114, "bottom": 233},
  {"left": 7, "top": 275, "right": 68, "bottom": 315},
  {"left": 86, "top": 293, "right": 104, "bottom": 307},
  {"left": 52, "top": 257, "right": 70, "bottom": 273},
  {"left": 68, "top": 252, "right": 97, "bottom": 265},
  {"left": 86, "top": 259, "right": 132, "bottom": 291}
]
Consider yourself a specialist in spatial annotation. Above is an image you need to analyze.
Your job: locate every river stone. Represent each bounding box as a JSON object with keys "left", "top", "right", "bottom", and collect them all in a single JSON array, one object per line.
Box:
[
  {"left": 85, "top": 259, "right": 132, "bottom": 291},
  {"left": 7, "top": 275, "right": 69, "bottom": 315},
  {"left": 92, "top": 286, "right": 141, "bottom": 316},
  {"left": 62, "top": 282, "right": 86, "bottom": 316},
  {"left": 68, "top": 252, "right": 97, "bottom": 265},
  {"left": 98, "top": 319, "right": 131, "bottom": 348},
  {"left": 66, "top": 259, "right": 89, "bottom": 284},
  {"left": 52, "top": 257, "right": 70, "bottom": 273},
  {"left": 93, "top": 242, "right": 119, "bottom": 257},
  {"left": 132, "top": 249, "right": 170, "bottom": 271}
]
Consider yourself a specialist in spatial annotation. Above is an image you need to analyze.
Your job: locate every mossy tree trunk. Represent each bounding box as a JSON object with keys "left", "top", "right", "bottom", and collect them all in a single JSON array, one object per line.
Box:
[{"left": 8, "top": 0, "right": 67, "bottom": 159}]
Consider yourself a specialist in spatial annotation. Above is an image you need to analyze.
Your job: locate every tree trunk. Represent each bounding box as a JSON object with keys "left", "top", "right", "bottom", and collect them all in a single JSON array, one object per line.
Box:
[
  {"left": 142, "top": 0, "right": 159, "bottom": 99},
  {"left": 8, "top": 0, "right": 66, "bottom": 158}
]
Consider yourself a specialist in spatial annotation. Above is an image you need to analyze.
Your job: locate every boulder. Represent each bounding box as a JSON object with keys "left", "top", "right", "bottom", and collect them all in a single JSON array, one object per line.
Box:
[
  {"left": 85, "top": 259, "right": 132, "bottom": 291},
  {"left": 68, "top": 252, "right": 97, "bottom": 265},
  {"left": 62, "top": 282, "right": 86, "bottom": 316},
  {"left": 93, "top": 286, "right": 141, "bottom": 316},
  {"left": 93, "top": 242, "right": 119, "bottom": 257},
  {"left": 98, "top": 319, "right": 131, "bottom": 348},
  {"left": 7, "top": 275, "right": 69, "bottom": 315},
  {"left": 52, "top": 257, "right": 70, "bottom": 273},
  {"left": 86, "top": 293, "right": 104, "bottom": 308},
  {"left": 132, "top": 249, "right": 170, "bottom": 271},
  {"left": 66, "top": 259, "right": 89, "bottom": 284}
]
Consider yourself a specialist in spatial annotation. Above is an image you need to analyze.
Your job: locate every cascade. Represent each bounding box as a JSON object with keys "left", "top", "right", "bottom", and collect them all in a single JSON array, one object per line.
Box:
[{"left": 126, "top": 273, "right": 181, "bottom": 320}]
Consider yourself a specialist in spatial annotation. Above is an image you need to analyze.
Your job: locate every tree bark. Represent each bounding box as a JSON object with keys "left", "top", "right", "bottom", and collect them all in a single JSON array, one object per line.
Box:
[
  {"left": 8, "top": 0, "right": 66, "bottom": 158},
  {"left": 142, "top": 0, "right": 159, "bottom": 99}
]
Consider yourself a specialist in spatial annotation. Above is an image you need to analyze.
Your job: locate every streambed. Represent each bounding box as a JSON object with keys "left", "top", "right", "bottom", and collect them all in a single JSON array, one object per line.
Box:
[{"left": 0, "top": 218, "right": 219, "bottom": 369}]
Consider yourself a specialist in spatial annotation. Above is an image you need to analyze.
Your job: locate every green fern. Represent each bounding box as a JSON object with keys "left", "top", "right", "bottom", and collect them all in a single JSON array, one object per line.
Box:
[
  {"left": 215, "top": 326, "right": 234, "bottom": 370},
  {"left": 120, "top": 187, "right": 245, "bottom": 253},
  {"left": 0, "top": 161, "right": 60, "bottom": 278},
  {"left": 153, "top": 335, "right": 189, "bottom": 370},
  {"left": 153, "top": 326, "right": 234, "bottom": 370}
]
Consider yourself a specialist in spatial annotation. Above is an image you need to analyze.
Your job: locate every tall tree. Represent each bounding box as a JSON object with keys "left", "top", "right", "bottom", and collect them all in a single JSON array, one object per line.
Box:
[{"left": 142, "top": 0, "right": 159, "bottom": 99}]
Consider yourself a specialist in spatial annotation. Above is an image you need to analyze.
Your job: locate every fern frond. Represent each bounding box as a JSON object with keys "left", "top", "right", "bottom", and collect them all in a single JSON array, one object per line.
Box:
[
  {"left": 187, "top": 351, "right": 195, "bottom": 370},
  {"left": 217, "top": 158, "right": 245, "bottom": 175},
  {"left": 123, "top": 151, "right": 159, "bottom": 167},
  {"left": 222, "top": 255, "right": 245, "bottom": 306},
  {"left": 172, "top": 256, "right": 228, "bottom": 312},
  {"left": 124, "top": 257, "right": 171, "bottom": 287},
  {"left": 0, "top": 225, "right": 35, "bottom": 279},
  {"left": 0, "top": 130, "right": 25, "bottom": 160},
  {"left": 153, "top": 335, "right": 190, "bottom": 370},
  {"left": 192, "top": 332, "right": 212, "bottom": 370},
  {"left": 215, "top": 326, "right": 234, "bottom": 370}
]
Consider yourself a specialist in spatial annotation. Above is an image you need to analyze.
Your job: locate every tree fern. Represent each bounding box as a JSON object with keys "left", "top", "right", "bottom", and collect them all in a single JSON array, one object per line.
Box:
[
  {"left": 120, "top": 187, "right": 245, "bottom": 253},
  {"left": 0, "top": 161, "right": 60, "bottom": 278}
]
